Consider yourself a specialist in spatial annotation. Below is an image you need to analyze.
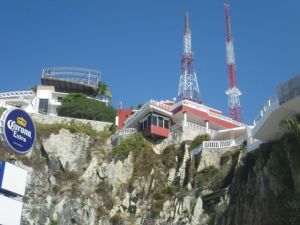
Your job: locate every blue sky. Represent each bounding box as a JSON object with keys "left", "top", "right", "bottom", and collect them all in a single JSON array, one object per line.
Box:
[{"left": 0, "top": 0, "right": 299, "bottom": 124}]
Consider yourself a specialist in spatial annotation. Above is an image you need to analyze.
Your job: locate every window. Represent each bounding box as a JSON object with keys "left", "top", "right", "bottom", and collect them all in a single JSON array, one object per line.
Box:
[
  {"left": 152, "top": 116, "right": 157, "bottom": 126},
  {"left": 38, "top": 99, "right": 49, "bottom": 114},
  {"left": 143, "top": 120, "right": 148, "bottom": 129},
  {"left": 158, "top": 117, "right": 164, "bottom": 128},
  {"left": 57, "top": 97, "right": 63, "bottom": 102},
  {"left": 148, "top": 115, "right": 151, "bottom": 126},
  {"left": 164, "top": 120, "right": 169, "bottom": 129}
]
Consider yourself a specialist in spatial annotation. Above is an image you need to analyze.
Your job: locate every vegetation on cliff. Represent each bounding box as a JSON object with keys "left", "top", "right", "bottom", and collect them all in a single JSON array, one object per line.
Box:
[
  {"left": 57, "top": 93, "right": 116, "bottom": 122},
  {"left": 218, "top": 117, "right": 300, "bottom": 225}
]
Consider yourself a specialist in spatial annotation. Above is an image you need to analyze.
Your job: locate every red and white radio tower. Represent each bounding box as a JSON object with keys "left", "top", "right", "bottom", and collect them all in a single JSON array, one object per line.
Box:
[{"left": 224, "top": 4, "right": 242, "bottom": 122}]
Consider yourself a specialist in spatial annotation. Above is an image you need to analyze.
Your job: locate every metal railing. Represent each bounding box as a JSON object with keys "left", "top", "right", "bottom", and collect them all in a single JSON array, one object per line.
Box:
[
  {"left": 111, "top": 128, "right": 137, "bottom": 143},
  {"left": 41, "top": 67, "right": 100, "bottom": 88},
  {"left": 253, "top": 94, "right": 279, "bottom": 126},
  {"left": 0, "top": 91, "right": 34, "bottom": 99}
]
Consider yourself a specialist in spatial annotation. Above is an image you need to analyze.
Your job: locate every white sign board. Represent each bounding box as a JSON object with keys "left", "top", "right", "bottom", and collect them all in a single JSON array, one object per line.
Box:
[
  {"left": 0, "top": 194, "right": 23, "bottom": 225},
  {"left": 0, "top": 162, "right": 27, "bottom": 196}
]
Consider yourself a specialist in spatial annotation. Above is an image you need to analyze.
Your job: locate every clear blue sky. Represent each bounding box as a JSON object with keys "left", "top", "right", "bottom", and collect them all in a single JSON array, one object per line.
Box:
[{"left": 0, "top": 0, "right": 299, "bottom": 124}]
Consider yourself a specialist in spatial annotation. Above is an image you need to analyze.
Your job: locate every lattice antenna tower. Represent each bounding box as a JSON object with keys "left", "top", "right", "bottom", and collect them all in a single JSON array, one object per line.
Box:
[
  {"left": 224, "top": 4, "right": 242, "bottom": 122},
  {"left": 177, "top": 13, "right": 201, "bottom": 103}
]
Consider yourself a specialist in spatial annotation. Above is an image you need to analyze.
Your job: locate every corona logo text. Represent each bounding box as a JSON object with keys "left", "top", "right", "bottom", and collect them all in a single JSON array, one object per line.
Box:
[{"left": 2, "top": 108, "right": 36, "bottom": 154}]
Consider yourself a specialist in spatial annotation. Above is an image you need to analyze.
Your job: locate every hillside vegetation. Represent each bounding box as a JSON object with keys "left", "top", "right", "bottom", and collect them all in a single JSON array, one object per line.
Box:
[
  {"left": 0, "top": 116, "right": 299, "bottom": 224},
  {"left": 57, "top": 93, "right": 116, "bottom": 122}
]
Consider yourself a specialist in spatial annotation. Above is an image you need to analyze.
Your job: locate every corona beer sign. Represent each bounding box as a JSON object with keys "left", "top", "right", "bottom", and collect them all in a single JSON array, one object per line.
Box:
[{"left": 1, "top": 108, "right": 36, "bottom": 154}]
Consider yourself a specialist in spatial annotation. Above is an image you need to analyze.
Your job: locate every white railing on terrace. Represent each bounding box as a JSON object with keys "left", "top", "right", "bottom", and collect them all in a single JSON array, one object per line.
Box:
[
  {"left": 171, "top": 121, "right": 217, "bottom": 137},
  {"left": 174, "top": 99, "right": 244, "bottom": 127},
  {"left": 0, "top": 91, "right": 34, "bottom": 99},
  {"left": 253, "top": 94, "right": 279, "bottom": 126},
  {"left": 190, "top": 138, "right": 243, "bottom": 155},
  {"left": 149, "top": 100, "right": 172, "bottom": 111},
  {"left": 111, "top": 128, "right": 137, "bottom": 142},
  {"left": 203, "top": 139, "right": 235, "bottom": 149}
]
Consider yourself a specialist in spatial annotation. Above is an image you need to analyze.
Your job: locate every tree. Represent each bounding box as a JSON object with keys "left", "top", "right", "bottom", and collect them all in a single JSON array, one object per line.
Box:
[
  {"left": 57, "top": 94, "right": 116, "bottom": 122},
  {"left": 62, "top": 93, "right": 87, "bottom": 103},
  {"left": 97, "top": 81, "right": 112, "bottom": 100},
  {"left": 280, "top": 116, "right": 300, "bottom": 139},
  {"left": 29, "top": 85, "right": 37, "bottom": 93},
  {"left": 189, "top": 134, "right": 211, "bottom": 151}
]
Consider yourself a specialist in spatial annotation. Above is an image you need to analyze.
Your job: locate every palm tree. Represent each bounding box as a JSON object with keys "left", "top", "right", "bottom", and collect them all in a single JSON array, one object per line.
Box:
[
  {"left": 97, "top": 81, "right": 112, "bottom": 100},
  {"left": 280, "top": 117, "right": 300, "bottom": 139}
]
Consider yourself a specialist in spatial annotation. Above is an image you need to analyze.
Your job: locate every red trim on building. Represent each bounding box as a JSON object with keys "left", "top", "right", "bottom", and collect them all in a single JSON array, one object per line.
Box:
[
  {"left": 181, "top": 105, "right": 238, "bottom": 128},
  {"left": 118, "top": 109, "right": 135, "bottom": 129},
  {"left": 142, "top": 125, "right": 169, "bottom": 138},
  {"left": 164, "top": 102, "right": 175, "bottom": 107}
]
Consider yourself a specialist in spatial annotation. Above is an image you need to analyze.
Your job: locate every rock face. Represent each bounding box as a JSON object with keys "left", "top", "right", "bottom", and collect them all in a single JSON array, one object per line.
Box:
[
  {"left": 0, "top": 119, "right": 298, "bottom": 225},
  {"left": 216, "top": 137, "right": 300, "bottom": 225},
  {"left": 197, "top": 148, "right": 231, "bottom": 171},
  {"left": 43, "top": 129, "right": 92, "bottom": 172}
]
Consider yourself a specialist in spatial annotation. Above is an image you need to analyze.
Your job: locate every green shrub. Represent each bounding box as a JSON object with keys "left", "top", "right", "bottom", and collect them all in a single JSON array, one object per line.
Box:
[
  {"left": 194, "top": 166, "right": 222, "bottom": 190},
  {"left": 54, "top": 171, "right": 79, "bottom": 182},
  {"left": 220, "top": 148, "right": 241, "bottom": 165},
  {"left": 96, "top": 182, "right": 114, "bottom": 209},
  {"left": 133, "top": 144, "right": 156, "bottom": 177},
  {"left": 109, "top": 124, "right": 118, "bottom": 134},
  {"left": 162, "top": 145, "right": 176, "bottom": 168},
  {"left": 52, "top": 184, "right": 60, "bottom": 193},
  {"left": 189, "top": 134, "right": 211, "bottom": 151},
  {"left": 151, "top": 185, "right": 178, "bottom": 217},
  {"left": 280, "top": 117, "right": 300, "bottom": 140},
  {"left": 36, "top": 121, "right": 111, "bottom": 139},
  {"left": 57, "top": 94, "right": 116, "bottom": 122},
  {"left": 50, "top": 219, "right": 58, "bottom": 225},
  {"left": 0, "top": 107, "right": 6, "bottom": 116},
  {"left": 112, "top": 133, "right": 152, "bottom": 160},
  {"left": 110, "top": 214, "right": 123, "bottom": 225},
  {"left": 62, "top": 93, "right": 87, "bottom": 103},
  {"left": 113, "top": 134, "right": 156, "bottom": 177}
]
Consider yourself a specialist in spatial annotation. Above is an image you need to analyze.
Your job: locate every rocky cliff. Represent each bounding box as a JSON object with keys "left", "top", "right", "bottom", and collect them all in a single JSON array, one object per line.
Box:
[{"left": 0, "top": 120, "right": 299, "bottom": 225}]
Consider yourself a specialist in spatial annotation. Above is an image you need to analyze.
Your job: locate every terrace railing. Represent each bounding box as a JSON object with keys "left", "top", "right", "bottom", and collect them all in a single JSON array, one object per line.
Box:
[
  {"left": 189, "top": 138, "right": 243, "bottom": 156},
  {"left": 253, "top": 94, "right": 279, "bottom": 126},
  {"left": 0, "top": 91, "right": 34, "bottom": 99},
  {"left": 42, "top": 67, "right": 100, "bottom": 88}
]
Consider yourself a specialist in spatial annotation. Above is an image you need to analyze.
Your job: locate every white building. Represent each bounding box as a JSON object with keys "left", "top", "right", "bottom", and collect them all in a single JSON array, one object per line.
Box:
[{"left": 0, "top": 67, "right": 109, "bottom": 116}]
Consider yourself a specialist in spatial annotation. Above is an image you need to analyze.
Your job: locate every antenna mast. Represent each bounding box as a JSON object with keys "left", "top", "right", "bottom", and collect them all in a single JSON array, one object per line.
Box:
[
  {"left": 178, "top": 13, "right": 201, "bottom": 103},
  {"left": 224, "top": 4, "right": 242, "bottom": 122}
]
